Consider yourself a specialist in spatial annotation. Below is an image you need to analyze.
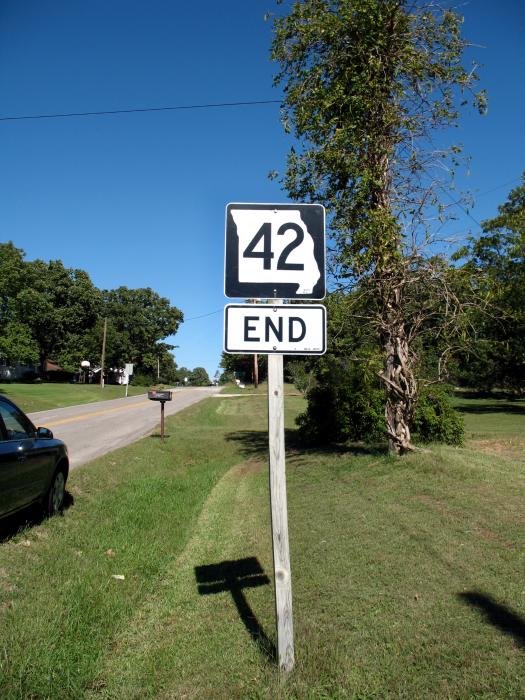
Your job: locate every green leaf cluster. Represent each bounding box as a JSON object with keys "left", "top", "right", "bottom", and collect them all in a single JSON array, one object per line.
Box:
[
  {"left": 272, "top": 0, "right": 484, "bottom": 278},
  {"left": 454, "top": 175, "right": 525, "bottom": 392},
  {"left": 0, "top": 242, "right": 183, "bottom": 379}
]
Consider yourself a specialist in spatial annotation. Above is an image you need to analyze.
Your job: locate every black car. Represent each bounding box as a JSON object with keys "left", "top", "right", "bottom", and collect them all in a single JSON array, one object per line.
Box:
[{"left": 0, "top": 395, "right": 69, "bottom": 519}]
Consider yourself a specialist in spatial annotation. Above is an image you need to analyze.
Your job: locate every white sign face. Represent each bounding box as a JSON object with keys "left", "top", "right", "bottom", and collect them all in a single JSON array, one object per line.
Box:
[
  {"left": 125, "top": 363, "right": 134, "bottom": 375},
  {"left": 224, "top": 304, "right": 326, "bottom": 355},
  {"left": 225, "top": 203, "right": 325, "bottom": 299}
]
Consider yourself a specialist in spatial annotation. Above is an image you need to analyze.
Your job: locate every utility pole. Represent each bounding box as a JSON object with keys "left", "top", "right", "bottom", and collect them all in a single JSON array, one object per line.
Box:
[
  {"left": 157, "top": 355, "right": 160, "bottom": 381},
  {"left": 100, "top": 317, "right": 107, "bottom": 388}
]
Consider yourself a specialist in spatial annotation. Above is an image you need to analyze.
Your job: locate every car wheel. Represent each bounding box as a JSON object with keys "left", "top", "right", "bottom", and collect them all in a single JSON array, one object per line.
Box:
[{"left": 46, "top": 467, "right": 66, "bottom": 516}]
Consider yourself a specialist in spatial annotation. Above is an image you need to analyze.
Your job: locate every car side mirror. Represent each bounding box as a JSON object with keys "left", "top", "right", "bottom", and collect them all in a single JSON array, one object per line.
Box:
[{"left": 37, "top": 427, "right": 53, "bottom": 439}]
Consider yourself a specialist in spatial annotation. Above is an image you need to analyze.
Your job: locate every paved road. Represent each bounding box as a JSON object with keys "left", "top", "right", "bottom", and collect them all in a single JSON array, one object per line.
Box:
[{"left": 28, "top": 386, "right": 220, "bottom": 470}]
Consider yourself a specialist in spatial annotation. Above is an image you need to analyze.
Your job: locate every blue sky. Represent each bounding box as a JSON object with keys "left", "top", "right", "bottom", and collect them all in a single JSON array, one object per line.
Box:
[{"left": 0, "top": 1, "right": 524, "bottom": 378}]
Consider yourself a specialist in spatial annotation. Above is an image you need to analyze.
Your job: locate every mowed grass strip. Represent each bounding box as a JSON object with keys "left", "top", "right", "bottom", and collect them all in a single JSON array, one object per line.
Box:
[
  {"left": 0, "top": 382, "right": 148, "bottom": 413},
  {"left": 87, "top": 397, "right": 525, "bottom": 700},
  {"left": 0, "top": 392, "right": 524, "bottom": 699},
  {"left": 0, "top": 395, "right": 268, "bottom": 700}
]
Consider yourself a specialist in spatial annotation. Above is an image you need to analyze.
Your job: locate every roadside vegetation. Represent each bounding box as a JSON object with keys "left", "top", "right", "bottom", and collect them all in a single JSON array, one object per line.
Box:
[
  {"left": 220, "top": 381, "right": 300, "bottom": 396},
  {"left": 0, "top": 392, "right": 523, "bottom": 699},
  {"left": 0, "top": 242, "right": 184, "bottom": 384}
]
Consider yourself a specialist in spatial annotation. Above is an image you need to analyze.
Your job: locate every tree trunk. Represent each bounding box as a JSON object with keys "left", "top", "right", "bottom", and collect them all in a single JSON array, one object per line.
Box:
[{"left": 382, "top": 321, "right": 417, "bottom": 455}]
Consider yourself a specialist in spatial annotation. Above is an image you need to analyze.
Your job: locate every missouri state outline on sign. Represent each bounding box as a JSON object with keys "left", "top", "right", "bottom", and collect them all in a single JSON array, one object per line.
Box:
[{"left": 224, "top": 203, "right": 325, "bottom": 300}]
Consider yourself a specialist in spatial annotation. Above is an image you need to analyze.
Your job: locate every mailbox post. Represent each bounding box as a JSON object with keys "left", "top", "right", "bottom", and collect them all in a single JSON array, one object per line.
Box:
[{"left": 147, "top": 390, "right": 172, "bottom": 440}]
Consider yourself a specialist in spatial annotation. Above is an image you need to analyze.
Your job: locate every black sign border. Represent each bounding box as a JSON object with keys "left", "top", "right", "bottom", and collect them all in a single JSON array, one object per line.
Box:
[
  {"left": 223, "top": 303, "right": 326, "bottom": 356},
  {"left": 224, "top": 203, "right": 326, "bottom": 299}
]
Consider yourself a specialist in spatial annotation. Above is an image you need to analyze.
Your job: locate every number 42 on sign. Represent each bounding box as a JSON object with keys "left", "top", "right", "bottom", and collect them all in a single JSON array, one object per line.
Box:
[{"left": 224, "top": 203, "right": 325, "bottom": 300}]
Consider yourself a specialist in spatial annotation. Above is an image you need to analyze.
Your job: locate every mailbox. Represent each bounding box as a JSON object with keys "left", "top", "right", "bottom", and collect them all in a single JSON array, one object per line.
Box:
[{"left": 148, "top": 390, "right": 172, "bottom": 402}]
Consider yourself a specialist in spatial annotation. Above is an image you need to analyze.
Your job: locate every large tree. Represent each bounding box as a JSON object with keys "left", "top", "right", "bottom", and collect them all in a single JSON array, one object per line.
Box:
[
  {"left": 0, "top": 243, "right": 38, "bottom": 364},
  {"left": 455, "top": 175, "right": 525, "bottom": 392},
  {"left": 0, "top": 246, "right": 184, "bottom": 379},
  {"left": 16, "top": 259, "right": 101, "bottom": 369},
  {"left": 91, "top": 287, "right": 183, "bottom": 376},
  {"left": 271, "top": 0, "right": 485, "bottom": 453}
]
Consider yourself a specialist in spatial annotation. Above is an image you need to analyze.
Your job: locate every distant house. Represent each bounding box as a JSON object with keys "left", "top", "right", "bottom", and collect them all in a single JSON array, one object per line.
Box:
[{"left": 43, "top": 359, "right": 74, "bottom": 382}]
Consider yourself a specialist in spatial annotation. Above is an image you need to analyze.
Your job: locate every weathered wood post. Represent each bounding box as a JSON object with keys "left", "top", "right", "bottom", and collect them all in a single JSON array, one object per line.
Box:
[{"left": 268, "top": 347, "right": 294, "bottom": 672}]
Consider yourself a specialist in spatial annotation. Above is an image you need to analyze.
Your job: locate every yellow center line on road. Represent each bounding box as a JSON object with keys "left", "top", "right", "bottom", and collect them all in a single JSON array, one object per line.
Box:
[{"left": 44, "top": 400, "right": 152, "bottom": 428}]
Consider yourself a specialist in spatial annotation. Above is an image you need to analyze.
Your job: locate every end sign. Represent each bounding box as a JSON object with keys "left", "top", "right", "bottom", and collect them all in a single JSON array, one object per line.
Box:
[{"left": 224, "top": 304, "right": 326, "bottom": 355}]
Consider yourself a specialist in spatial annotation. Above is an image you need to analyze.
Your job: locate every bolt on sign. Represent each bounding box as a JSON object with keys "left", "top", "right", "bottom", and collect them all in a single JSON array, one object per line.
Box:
[{"left": 223, "top": 203, "right": 326, "bottom": 675}]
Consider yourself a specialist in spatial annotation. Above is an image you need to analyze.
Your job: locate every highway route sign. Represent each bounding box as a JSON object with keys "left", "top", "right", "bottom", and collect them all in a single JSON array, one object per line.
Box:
[
  {"left": 224, "top": 303, "right": 326, "bottom": 355},
  {"left": 224, "top": 203, "right": 325, "bottom": 299}
]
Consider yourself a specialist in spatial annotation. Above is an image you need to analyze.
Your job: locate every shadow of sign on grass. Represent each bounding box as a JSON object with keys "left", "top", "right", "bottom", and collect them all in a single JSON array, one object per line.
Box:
[
  {"left": 225, "top": 429, "right": 386, "bottom": 460},
  {"left": 195, "top": 557, "right": 276, "bottom": 662},
  {"left": 459, "top": 591, "right": 525, "bottom": 649}
]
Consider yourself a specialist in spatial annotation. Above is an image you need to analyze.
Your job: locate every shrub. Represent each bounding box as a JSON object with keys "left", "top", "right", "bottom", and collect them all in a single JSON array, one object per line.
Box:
[
  {"left": 286, "top": 360, "right": 316, "bottom": 396},
  {"left": 296, "top": 356, "right": 464, "bottom": 447},
  {"left": 131, "top": 373, "right": 156, "bottom": 387},
  {"left": 412, "top": 384, "right": 464, "bottom": 446},
  {"left": 296, "top": 354, "right": 384, "bottom": 445}
]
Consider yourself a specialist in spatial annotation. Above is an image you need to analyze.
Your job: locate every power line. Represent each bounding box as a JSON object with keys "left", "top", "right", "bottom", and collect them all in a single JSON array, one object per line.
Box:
[
  {"left": 476, "top": 177, "right": 522, "bottom": 198},
  {"left": 0, "top": 99, "right": 282, "bottom": 123},
  {"left": 184, "top": 309, "right": 222, "bottom": 321},
  {"left": 438, "top": 175, "right": 523, "bottom": 231}
]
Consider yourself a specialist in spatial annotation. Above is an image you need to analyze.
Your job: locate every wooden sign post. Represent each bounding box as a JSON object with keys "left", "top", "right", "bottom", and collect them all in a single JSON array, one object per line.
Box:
[{"left": 268, "top": 346, "right": 295, "bottom": 672}]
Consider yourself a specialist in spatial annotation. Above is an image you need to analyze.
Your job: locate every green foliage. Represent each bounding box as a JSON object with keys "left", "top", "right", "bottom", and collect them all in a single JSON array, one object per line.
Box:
[
  {"left": 271, "top": 0, "right": 484, "bottom": 271},
  {"left": 412, "top": 385, "right": 464, "bottom": 446},
  {"left": 19, "top": 259, "right": 102, "bottom": 367},
  {"left": 0, "top": 242, "right": 26, "bottom": 319},
  {"left": 272, "top": 0, "right": 484, "bottom": 453},
  {"left": 285, "top": 359, "right": 316, "bottom": 396},
  {"left": 0, "top": 243, "right": 183, "bottom": 380},
  {"left": 296, "top": 354, "right": 385, "bottom": 445},
  {"left": 188, "top": 366, "right": 210, "bottom": 386},
  {"left": 0, "top": 321, "right": 39, "bottom": 365},
  {"left": 292, "top": 285, "right": 470, "bottom": 447},
  {"left": 297, "top": 355, "right": 464, "bottom": 447},
  {"left": 0, "top": 243, "right": 39, "bottom": 367},
  {"left": 130, "top": 372, "right": 155, "bottom": 387},
  {"left": 101, "top": 287, "right": 183, "bottom": 369},
  {"left": 219, "top": 352, "right": 267, "bottom": 384},
  {"left": 454, "top": 175, "right": 525, "bottom": 392}
]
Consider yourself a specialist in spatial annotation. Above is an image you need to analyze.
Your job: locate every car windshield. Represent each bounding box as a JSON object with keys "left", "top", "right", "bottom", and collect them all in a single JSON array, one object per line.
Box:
[{"left": 0, "top": 401, "right": 34, "bottom": 440}]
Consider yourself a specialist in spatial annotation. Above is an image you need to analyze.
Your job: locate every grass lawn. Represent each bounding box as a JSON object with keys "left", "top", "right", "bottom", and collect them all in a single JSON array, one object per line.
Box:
[
  {"left": 221, "top": 381, "right": 301, "bottom": 396},
  {"left": 0, "top": 382, "right": 149, "bottom": 413},
  {"left": 0, "top": 392, "right": 523, "bottom": 699}
]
